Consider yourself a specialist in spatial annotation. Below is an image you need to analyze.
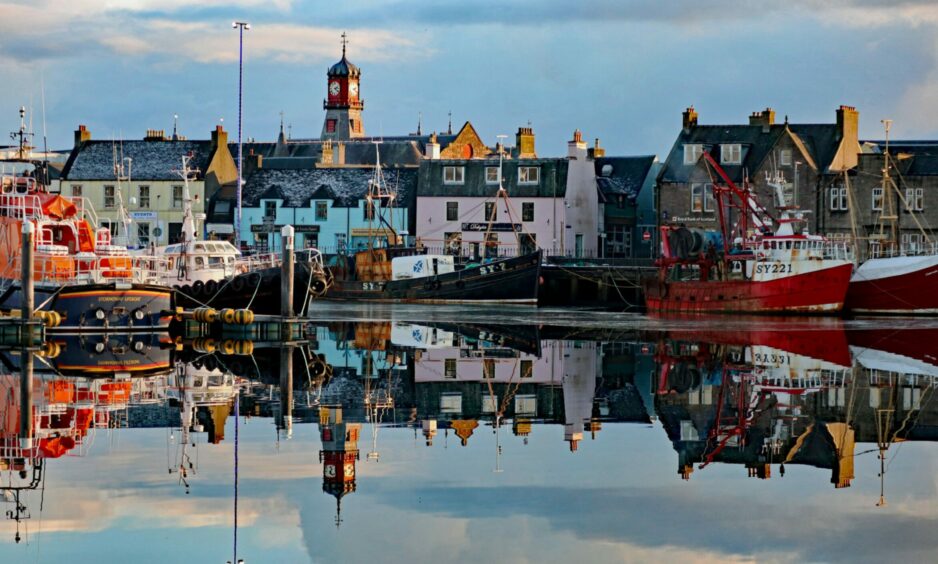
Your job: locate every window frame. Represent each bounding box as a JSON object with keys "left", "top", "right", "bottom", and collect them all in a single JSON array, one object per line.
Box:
[
  {"left": 446, "top": 201, "right": 459, "bottom": 221},
  {"left": 443, "top": 166, "right": 465, "bottom": 185},
  {"left": 172, "top": 185, "right": 183, "bottom": 209},
  {"left": 720, "top": 144, "right": 742, "bottom": 165},
  {"left": 829, "top": 186, "right": 848, "bottom": 211},
  {"left": 138, "top": 185, "right": 150, "bottom": 209},
  {"left": 683, "top": 144, "right": 703, "bottom": 165},
  {"left": 264, "top": 201, "right": 277, "bottom": 219},
  {"left": 485, "top": 166, "right": 499, "bottom": 185},
  {"left": 872, "top": 187, "right": 884, "bottom": 212},
  {"left": 518, "top": 166, "right": 540, "bottom": 185},
  {"left": 103, "top": 184, "right": 116, "bottom": 209},
  {"left": 484, "top": 202, "right": 496, "bottom": 221},
  {"left": 444, "top": 358, "right": 457, "bottom": 379},
  {"left": 780, "top": 149, "right": 793, "bottom": 166},
  {"left": 71, "top": 184, "right": 83, "bottom": 198},
  {"left": 522, "top": 202, "right": 534, "bottom": 222},
  {"left": 315, "top": 201, "right": 328, "bottom": 221}
]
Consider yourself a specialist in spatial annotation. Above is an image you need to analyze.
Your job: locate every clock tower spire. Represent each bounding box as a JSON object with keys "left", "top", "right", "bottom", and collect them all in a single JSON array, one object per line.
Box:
[{"left": 322, "top": 32, "right": 365, "bottom": 141}]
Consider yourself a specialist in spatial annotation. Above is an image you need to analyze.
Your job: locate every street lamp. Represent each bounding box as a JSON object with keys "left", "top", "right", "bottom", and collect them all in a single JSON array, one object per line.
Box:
[{"left": 232, "top": 21, "right": 251, "bottom": 247}]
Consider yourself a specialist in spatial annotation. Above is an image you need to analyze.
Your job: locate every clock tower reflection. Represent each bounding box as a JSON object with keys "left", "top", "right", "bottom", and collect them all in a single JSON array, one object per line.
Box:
[{"left": 318, "top": 405, "right": 360, "bottom": 527}]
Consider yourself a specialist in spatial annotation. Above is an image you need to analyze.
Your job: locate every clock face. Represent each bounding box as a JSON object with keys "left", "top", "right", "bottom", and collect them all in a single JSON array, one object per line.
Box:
[
  {"left": 324, "top": 464, "right": 336, "bottom": 478},
  {"left": 344, "top": 463, "right": 355, "bottom": 478},
  {"left": 329, "top": 81, "right": 340, "bottom": 96},
  {"left": 349, "top": 82, "right": 358, "bottom": 96}
]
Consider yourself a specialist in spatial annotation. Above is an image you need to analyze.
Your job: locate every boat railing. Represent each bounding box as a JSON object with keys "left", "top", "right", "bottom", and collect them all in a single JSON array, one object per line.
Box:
[
  {"left": 821, "top": 241, "right": 853, "bottom": 262},
  {"left": 0, "top": 192, "right": 45, "bottom": 220},
  {"left": 69, "top": 196, "right": 100, "bottom": 228},
  {"left": 23, "top": 250, "right": 171, "bottom": 285},
  {"left": 869, "top": 241, "right": 938, "bottom": 259}
]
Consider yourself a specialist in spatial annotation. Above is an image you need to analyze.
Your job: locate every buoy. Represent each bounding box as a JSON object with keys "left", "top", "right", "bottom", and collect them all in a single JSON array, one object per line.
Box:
[
  {"left": 193, "top": 307, "right": 218, "bottom": 323},
  {"left": 220, "top": 339, "right": 237, "bottom": 355},
  {"left": 34, "top": 310, "right": 62, "bottom": 328},
  {"left": 235, "top": 309, "right": 254, "bottom": 325},
  {"left": 234, "top": 340, "right": 254, "bottom": 355},
  {"left": 192, "top": 337, "right": 216, "bottom": 353},
  {"left": 37, "top": 341, "right": 61, "bottom": 358},
  {"left": 220, "top": 308, "right": 237, "bottom": 324}
]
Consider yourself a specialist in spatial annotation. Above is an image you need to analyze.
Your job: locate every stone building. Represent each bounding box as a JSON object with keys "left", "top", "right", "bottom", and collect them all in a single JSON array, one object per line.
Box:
[
  {"left": 59, "top": 124, "right": 238, "bottom": 246},
  {"left": 657, "top": 106, "right": 860, "bottom": 238}
]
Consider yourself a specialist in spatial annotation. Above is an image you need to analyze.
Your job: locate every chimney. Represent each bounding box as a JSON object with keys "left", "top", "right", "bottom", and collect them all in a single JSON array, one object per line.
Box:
[
  {"left": 210, "top": 125, "right": 228, "bottom": 151},
  {"left": 334, "top": 141, "right": 346, "bottom": 166},
  {"left": 515, "top": 126, "right": 536, "bottom": 158},
  {"left": 425, "top": 133, "right": 440, "bottom": 160},
  {"left": 749, "top": 107, "right": 775, "bottom": 133},
  {"left": 74, "top": 125, "right": 91, "bottom": 148},
  {"left": 567, "top": 129, "right": 587, "bottom": 159},
  {"left": 682, "top": 106, "right": 698, "bottom": 133},
  {"left": 836, "top": 105, "right": 859, "bottom": 144},
  {"left": 320, "top": 140, "right": 334, "bottom": 165},
  {"left": 588, "top": 138, "right": 605, "bottom": 160},
  {"left": 144, "top": 129, "right": 166, "bottom": 141}
]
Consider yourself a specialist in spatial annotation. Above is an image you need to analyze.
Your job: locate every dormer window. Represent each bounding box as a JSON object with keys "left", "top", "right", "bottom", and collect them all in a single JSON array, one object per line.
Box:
[
  {"left": 518, "top": 166, "right": 540, "bottom": 185},
  {"left": 486, "top": 166, "right": 499, "bottom": 184},
  {"left": 443, "top": 166, "right": 465, "bottom": 184},
  {"left": 683, "top": 144, "right": 703, "bottom": 165},
  {"left": 721, "top": 144, "right": 742, "bottom": 165}
]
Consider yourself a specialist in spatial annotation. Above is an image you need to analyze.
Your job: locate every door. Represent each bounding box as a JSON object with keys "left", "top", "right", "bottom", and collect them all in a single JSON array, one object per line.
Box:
[{"left": 575, "top": 233, "right": 584, "bottom": 257}]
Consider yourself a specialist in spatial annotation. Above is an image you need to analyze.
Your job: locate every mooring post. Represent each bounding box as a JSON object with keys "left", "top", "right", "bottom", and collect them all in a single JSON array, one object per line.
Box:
[
  {"left": 21, "top": 221, "right": 34, "bottom": 322},
  {"left": 281, "top": 225, "right": 295, "bottom": 320},
  {"left": 279, "top": 345, "right": 294, "bottom": 437},
  {"left": 20, "top": 351, "right": 34, "bottom": 449}
]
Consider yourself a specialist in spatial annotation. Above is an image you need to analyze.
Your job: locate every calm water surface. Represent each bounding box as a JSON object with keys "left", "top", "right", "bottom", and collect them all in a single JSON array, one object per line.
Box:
[{"left": 2, "top": 306, "right": 937, "bottom": 563}]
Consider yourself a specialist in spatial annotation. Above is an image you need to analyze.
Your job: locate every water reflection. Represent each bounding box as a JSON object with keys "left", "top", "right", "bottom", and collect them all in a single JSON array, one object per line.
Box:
[{"left": 1, "top": 318, "right": 937, "bottom": 560}]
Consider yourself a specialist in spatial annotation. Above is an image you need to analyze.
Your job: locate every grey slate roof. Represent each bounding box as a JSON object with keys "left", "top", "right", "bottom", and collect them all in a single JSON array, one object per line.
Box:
[
  {"left": 61, "top": 140, "right": 212, "bottom": 180},
  {"left": 242, "top": 167, "right": 418, "bottom": 209},
  {"left": 658, "top": 123, "right": 842, "bottom": 184},
  {"left": 418, "top": 158, "right": 568, "bottom": 198},
  {"left": 237, "top": 138, "right": 425, "bottom": 167},
  {"left": 595, "top": 156, "right": 656, "bottom": 201}
]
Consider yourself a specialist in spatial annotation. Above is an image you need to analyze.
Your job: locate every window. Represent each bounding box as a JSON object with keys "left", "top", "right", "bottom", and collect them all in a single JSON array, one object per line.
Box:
[
  {"left": 446, "top": 201, "right": 459, "bottom": 221},
  {"left": 440, "top": 393, "right": 462, "bottom": 414},
  {"left": 520, "top": 360, "right": 533, "bottom": 378},
  {"left": 444, "top": 358, "right": 457, "bottom": 379},
  {"left": 444, "top": 232, "right": 462, "bottom": 254},
  {"left": 71, "top": 184, "right": 82, "bottom": 198},
  {"left": 872, "top": 188, "right": 884, "bottom": 212},
  {"left": 363, "top": 200, "right": 375, "bottom": 221},
  {"left": 326, "top": 119, "right": 336, "bottom": 133},
  {"left": 902, "top": 233, "right": 924, "bottom": 254},
  {"left": 780, "top": 149, "right": 792, "bottom": 166},
  {"left": 137, "top": 223, "right": 150, "bottom": 246},
  {"left": 683, "top": 144, "right": 703, "bottom": 165},
  {"left": 482, "top": 395, "right": 498, "bottom": 414},
  {"left": 515, "top": 394, "right": 537, "bottom": 416},
  {"left": 264, "top": 201, "right": 277, "bottom": 219},
  {"left": 690, "top": 183, "right": 714, "bottom": 213},
  {"left": 138, "top": 185, "right": 150, "bottom": 209},
  {"left": 482, "top": 359, "right": 495, "bottom": 379},
  {"left": 443, "top": 166, "right": 465, "bottom": 184},
  {"left": 905, "top": 188, "right": 924, "bottom": 212},
  {"left": 485, "top": 202, "right": 496, "bottom": 221},
  {"left": 172, "top": 185, "right": 183, "bottom": 208},
  {"left": 315, "top": 201, "right": 328, "bottom": 221},
  {"left": 829, "top": 186, "right": 848, "bottom": 211},
  {"left": 522, "top": 202, "right": 534, "bottom": 222},
  {"left": 721, "top": 144, "right": 742, "bottom": 165},
  {"left": 104, "top": 185, "right": 116, "bottom": 208},
  {"left": 518, "top": 166, "right": 540, "bottom": 185},
  {"left": 486, "top": 166, "right": 499, "bottom": 184}
]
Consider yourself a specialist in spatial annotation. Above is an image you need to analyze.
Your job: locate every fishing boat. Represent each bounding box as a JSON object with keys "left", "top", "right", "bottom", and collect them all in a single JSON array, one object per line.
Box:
[
  {"left": 643, "top": 152, "right": 853, "bottom": 314},
  {"left": 147, "top": 155, "right": 329, "bottom": 315},
  {"left": 0, "top": 163, "right": 173, "bottom": 331},
  {"left": 324, "top": 144, "right": 542, "bottom": 304},
  {"left": 844, "top": 120, "right": 938, "bottom": 314}
]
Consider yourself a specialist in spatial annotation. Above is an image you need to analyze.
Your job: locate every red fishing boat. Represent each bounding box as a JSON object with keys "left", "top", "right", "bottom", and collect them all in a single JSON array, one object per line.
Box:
[{"left": 643, "top": 152, "right": 853, "bottom": 314}]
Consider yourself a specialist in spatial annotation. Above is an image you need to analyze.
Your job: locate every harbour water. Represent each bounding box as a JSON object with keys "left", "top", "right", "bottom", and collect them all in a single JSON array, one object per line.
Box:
[{"left": 2, "top": 305, "right": 937, "bottom": 563}]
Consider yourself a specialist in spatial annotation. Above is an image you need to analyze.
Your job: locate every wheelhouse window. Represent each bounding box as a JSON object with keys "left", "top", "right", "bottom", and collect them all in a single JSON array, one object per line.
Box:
[
  {"left": 522, "top": 202, "right": 534, "bottom": 222},
  {"left": 172, "top": 185, "right": 183, "bottom": 208},
  {"left": 486, "top": 166, "right": 499, "bottom": 185},
  {"left": 518, "top": 166, "right": 540, "bottom": 185},
  {"left": 443, "top": 166, "right": 465, "bottom": 185},
  {"left": 872, "top": 188, "right": 884, "bottom": 212},
  {"left": 720, "top": 144, "right": 742, "bottom": 165},
  {"left": 138, "top": 185, "right": 150, "bottom": 209},
  {"left": 315, "top": 201, "right": 328, "bottom": 221},
  {"left": 829, "top": 186, "right": 848, "bottom": 211},
  {"left": 446, "top": 201, "right": 459, "bottom": 221},
  {"left": 683, "top": 144, "right": 703, "bottom": 165},
  {"left": 691, "top": 183, "right": 714, "bottom": 213},
  {"left": 104, "top": 185, "right": 116, "bottom": 208}
]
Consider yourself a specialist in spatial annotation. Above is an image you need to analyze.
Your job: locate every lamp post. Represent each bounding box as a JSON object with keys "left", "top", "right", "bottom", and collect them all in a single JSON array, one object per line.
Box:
[{"left": 232, "top": 21, "right": 250, "bottom": 247}]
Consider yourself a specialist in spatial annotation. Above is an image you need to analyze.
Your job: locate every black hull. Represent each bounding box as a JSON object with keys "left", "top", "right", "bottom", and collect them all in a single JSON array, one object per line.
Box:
[
  {"left": 325, "top": 251, "right": 542, "bottom": 304},
  {"left": 173, "top": 261, "right": 324, "bottom": 315},
  {"left": 0, "top": 281, "right": 173, "bottom": 332}
]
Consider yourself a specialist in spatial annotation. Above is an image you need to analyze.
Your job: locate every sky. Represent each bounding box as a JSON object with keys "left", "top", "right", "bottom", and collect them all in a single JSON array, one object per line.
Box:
[{"left": 3, "top": 1, "right": 938, "bottom": 158}]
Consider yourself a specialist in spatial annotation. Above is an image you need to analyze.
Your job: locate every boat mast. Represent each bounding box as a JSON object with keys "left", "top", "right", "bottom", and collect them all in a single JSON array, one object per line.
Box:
[
  {"left": 112, "top": 141, "right": 134, "bottom": 247},
  {"left": 877, "top": 119, "right": 898, "bottom": 255},
  {"left": 176, "top": 153, "right": 198, "bottom": 250}
]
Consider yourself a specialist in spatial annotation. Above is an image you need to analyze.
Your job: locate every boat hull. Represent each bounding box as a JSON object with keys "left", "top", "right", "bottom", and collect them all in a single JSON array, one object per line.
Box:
[
  {"left": 642, "top": 263, "right": 853, "bottom": 314},
  {"left": 846, "top": 254, "right": 938, "bottom": 314},
  {"left": 324, "top": 251, "right": 541, "bottom": 304},
  {"left": 0, "top": 282, "right": 173, "bottom": 331}
]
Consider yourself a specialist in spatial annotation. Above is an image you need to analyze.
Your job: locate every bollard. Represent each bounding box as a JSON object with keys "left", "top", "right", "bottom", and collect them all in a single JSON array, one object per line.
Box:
[
  {"left": 281, "top": 225, "right": 294, "bottom": 319},
  {"left": 279, "top": 345, "right": 293, "bottom": 437},
  {"left": 20, "top": 351, "right": 33, "bottom": 449},
  {"left": 22, "top": 222, "right": 34, "bottom": 324}
]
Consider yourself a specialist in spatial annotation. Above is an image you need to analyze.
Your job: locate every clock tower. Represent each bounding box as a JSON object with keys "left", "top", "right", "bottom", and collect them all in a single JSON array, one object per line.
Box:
[{"left": 322, "top": 33, "right": 365, "bottom": 141}]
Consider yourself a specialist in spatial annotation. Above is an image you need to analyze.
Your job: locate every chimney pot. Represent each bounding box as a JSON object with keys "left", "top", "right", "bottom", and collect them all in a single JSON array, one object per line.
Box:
[{"left": 682, "top": 106, "right": 699, "bottom": 133}]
